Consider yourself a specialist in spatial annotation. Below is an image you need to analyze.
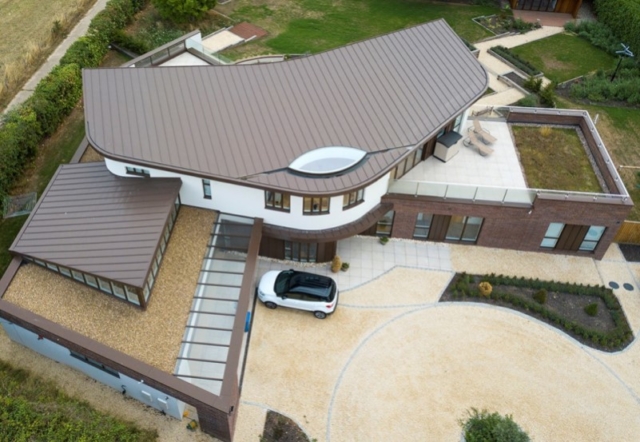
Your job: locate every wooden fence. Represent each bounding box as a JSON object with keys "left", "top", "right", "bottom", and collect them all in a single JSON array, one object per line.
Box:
[{"left": 614, "top": 221, "right": 640, "bottom": 244}]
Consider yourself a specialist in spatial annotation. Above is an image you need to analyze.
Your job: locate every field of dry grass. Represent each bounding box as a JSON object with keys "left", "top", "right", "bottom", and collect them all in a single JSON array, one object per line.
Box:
[{"left": 0, "top": 0, "right": 96, "bottom": 110}]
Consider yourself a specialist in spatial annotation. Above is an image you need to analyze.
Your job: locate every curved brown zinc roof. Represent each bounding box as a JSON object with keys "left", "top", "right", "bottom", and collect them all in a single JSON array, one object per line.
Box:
[{"left": 83, "top": 19, "right": 488, "bottom": 193}]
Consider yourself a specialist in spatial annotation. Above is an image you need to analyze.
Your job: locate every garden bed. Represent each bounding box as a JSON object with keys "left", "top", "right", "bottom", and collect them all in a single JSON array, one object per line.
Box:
[
  {"left": 261, "top": 411, "right": 309, "bottom": 442},
  {"left": 440, "top": 273, "right": 633, "bottom": 352},
  {"left": 473, "top": 14, "right": 539, "bottom": 36}
]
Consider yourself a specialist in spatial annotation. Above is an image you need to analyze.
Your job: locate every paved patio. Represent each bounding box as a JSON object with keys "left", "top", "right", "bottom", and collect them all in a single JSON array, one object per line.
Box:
[{"left": 240, "top": 242, "right": 640, "bottom": 441}]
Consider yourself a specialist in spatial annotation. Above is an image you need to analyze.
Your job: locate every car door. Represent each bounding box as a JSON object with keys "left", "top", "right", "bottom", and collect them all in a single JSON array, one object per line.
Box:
[{"left": 280, "top": 292, "right": 307, "bottom": 311}]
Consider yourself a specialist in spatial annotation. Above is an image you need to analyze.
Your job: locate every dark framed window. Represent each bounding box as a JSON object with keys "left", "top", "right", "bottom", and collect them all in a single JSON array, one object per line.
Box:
[
  {"left": 541, "top": 223, "right": 565, "bottom": 248},
  {"left": 303, "top": 197, "right": 330, "bottom": 214},
  {"left": 70, "top": 351, "right": 119, "bottom": 378},
  {"left": 445, "top": 216, "right": 483, "bottom": 242},
  {"left": 265, "top": 191, "right": 290, "bottom": 212},
  {"left": 376, "top": 210, "right": 395, "bottom": 236},
  {"left": 284, "top": 241, "right": 318, "bottom": 262},
  {"left": 579, "top": 226, "right": 606, "bottom": 252},
  {"left": 413, "top": 213, "right": 433, "bottom": 239},
  {"left": 343, "top": 189, "right": 364, "bottom": 209},
  {"left": 202, "top": 179, "right": 212, "bottom": 199},
  {"left": 125, "top": 166, "right": 150, "bottom": 177}
]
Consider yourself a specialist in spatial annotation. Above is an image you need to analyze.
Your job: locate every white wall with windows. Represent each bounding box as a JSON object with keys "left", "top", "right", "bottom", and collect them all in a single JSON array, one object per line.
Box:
[
  {"left": 105, "top": 158, "right": 391, "bottom": 231},
  {"left": 0, "top": 319, "right": 186, "bottom": 419}
]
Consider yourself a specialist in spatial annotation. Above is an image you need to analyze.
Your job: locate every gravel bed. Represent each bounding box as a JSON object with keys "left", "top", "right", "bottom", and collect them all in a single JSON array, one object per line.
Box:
[
  {"left": 3, "top": 207, "right": 216, "bottom": 373},
  {"left": 79, "top": 146, "right": 105, "bottom": 163}
]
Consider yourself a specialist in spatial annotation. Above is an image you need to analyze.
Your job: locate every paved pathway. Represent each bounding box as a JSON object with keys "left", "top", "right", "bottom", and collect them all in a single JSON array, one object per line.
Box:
[
  {"left": 4, "top": 0, "right": 109, "bottom": 114},
  {"left": 238, "top": 242, "right": 640, "bottom": 441}
]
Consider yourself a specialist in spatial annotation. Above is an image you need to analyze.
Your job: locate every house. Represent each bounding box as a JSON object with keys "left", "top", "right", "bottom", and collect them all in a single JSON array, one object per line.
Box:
[
  {"left": 509, "top": 0, "right": 583, "bottom": 18},
  {"left": 0, "top": 19, "right": 631, "bottom": 441}
]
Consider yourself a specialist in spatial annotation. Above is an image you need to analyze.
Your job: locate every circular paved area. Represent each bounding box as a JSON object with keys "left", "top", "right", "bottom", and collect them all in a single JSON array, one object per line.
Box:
[{"left": 237, "top": 267, "right": 640, "bottom": 442}]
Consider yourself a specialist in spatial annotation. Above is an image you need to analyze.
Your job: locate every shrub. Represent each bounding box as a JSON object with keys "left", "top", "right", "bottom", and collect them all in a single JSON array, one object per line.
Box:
[
  {"left": 153, "top": 0, "right": 217, "bottom": 23},
  {"left": 478, "top": 281, "right": 492, "bottom": 297},
  {"left": 341, "top": 262, "right": 350, "bottom": 271},
  {"left": 584, "top": 303, "right": 599, "bottom": 317},
  {"left": 460, "top": 408, "right": 530, "bottom": 442},
  {"left": 539, "top": 82, "right": 556, "bottom": 108},
  {"left": 564, "top": 20, "right": 621, "bottom": 55},
  {"left": 60, "top": 37, "right": 106, "bottom": 68},
  {"left": 515, "top": 94, "right": 538, "bottom": 107},
  {"left": 490, "top": 46, "right": 542, "bottom": 76},
  {"left": 523, "top": 76, "right": 542, "bottom": 93},
  {"left": 331, "top": 255, "right": 342, "bottom": 273},
  {"left": 533, "top": 288, "right": 547, "bottom": 304},
  {"left": 594, "top": 0, "right": 640, "bottom": 59}
]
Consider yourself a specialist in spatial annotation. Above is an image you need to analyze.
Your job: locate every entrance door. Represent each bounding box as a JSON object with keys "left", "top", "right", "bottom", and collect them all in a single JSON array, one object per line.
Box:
[{"left": 427, "top": 215, "right": 451, "bottom": 241}]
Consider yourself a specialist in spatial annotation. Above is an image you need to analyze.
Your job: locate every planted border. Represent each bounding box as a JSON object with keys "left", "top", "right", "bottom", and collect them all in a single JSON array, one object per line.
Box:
[
  {"left": 0, "top": 0, "right": 149, "bottom": 208},
  {"left": 489, "top": 45, "right": 542, "bottom": 77},
  {"left": 443, "top": 273, "right": 633, "bottom": 352}
]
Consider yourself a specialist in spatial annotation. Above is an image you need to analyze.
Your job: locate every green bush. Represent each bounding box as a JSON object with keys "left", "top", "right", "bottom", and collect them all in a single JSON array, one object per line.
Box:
[
  {"left": 594, "top": 0, "right": 640, "bottom": 59},
  {"left": 570, "top": 65, "right": 640, "bottom": 105},
  {"left": 515, "top": 94, "right": 538, "bottom": 107},
  {"left": 564, "top": 20, "right": 621, "bottom": 55},
  {"left": 533, "top": 288, "right": 547, "bottom": 304},
  {"left": 490, "top": 46, "right": 542, "bottom": 76},
  {"left": 538, "top": 82, "right": 557, "bottom": 108},
  {"left": 523, "top": 76, "right": 542, "bottom": 93},
  {"left": 461, "top": 408, "right": 530, "bottom": 442},
  {"left": 60, "top": 37, "right": 107, "bottom": 68},
  {"left": 152, "top": 0, "right": 217, "bottom": 23},
  {"left": 27, "top": 64, "right": 83, "bottom": 137},
  {"left": 584, "top": 303, "right": 599, "bottom": 317}
]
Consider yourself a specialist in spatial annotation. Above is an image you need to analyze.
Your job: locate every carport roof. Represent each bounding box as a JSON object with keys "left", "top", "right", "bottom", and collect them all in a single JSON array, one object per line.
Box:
[
  {"left": 10, "top": 163, "right": 182, "bottom": 288},
  {"left": 83, "top": 19, "right": 488, "bottom": 193}
]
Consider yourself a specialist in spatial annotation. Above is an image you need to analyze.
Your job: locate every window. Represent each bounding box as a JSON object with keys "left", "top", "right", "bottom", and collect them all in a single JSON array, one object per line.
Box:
[
  {"left": 265, "top": 191, "right": 290, "bottom": 211},
  {"left": 111, "top": 282, "right": 126, "bottom": 299},
  {"left": 59, "top": 266, "right": 71, "bottom": 277},
  {"left": 46, "top": 263, "right": 59, "bottom": 272},
  {"left": 579, "top": 226, "right": 606, "bottom": 252},
  {"left": 98, "top": 278, "right": 112, "bottom": 294},
  {"left": 446, "top": 216, "right": 483, "bottom": 242},
  {"left": 70, "top": 351, "right": 119, "bottom": 378},
  {"left": 376, "top": 211, "right": 395, "bottom": 236},
  {"left": 71, "top": 270, "right": 85, "bottom": 283},
  {"left": 143, "top": 285, "right": 150, "bottom": 302},
  {"left": 284, "top": 242, "right": 318, "bottom": 262},
  {"left": 202, "top": 179, "right": 212, "bottom": 199},
  {"left": 125, "top": 166, "right": 150, "bottom": 177},
  {"left": 303, "top": 197, "right": 330, "bottom": 214},
  {"left": 343, "top": 189, "right": 364, "bottom": 209},
  {"left": 540, "top": 223, "right": 565, "bottom": 248},
  {"left": 413, "top": 213, "right": 433, "bottom": 239},
  {"left": 84, "top": 274, "right": 98, "bottom": 288},
  {"left": 125, "top": 285, "right": 140, "bottom": 305},
  {"left": 453, "top": 112, "right": 464, "bottom": 133}
]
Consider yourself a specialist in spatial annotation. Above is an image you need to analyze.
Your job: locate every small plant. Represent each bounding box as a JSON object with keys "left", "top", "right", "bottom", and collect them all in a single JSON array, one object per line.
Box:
[
  {"left": 584, "top": 303, "right": 599, "bottom": 317},
  {"left": 539, "top": 82, "right": 557, "bottom": 108},
  {"left": 460, "top": 408, "right": 530, "bottom": 442},
  {"left": 341, "top": 262, "right": 350, "bottom": 272},
  {"left": 478, "top": 281, "right": 492, "bottom": 297},
  {"left": 331, "top": 255, "right": 342, "bottom": 273},
  {"left": 523, "top": 76, "right": 543, "bottom": 93},
  {"left": 379, "top": 236, "right": 389, "bottom": 245},
  {"left": 186, "top": 420, "right": 198, "bottom": 431},
  {"left": 533, "top": 288, "right": 547, "bottom": 304},
  {"left": 539, "top": 126, "right": 552, "bottom": 137}
]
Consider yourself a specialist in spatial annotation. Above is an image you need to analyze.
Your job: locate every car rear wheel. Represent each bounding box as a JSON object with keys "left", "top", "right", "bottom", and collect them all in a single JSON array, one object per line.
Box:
[
  {"left": 313, "top": 311, "right": 327, "bottom": 319},
  {"left": 265, "top": 301, "right": 277, "bottom": 309}
]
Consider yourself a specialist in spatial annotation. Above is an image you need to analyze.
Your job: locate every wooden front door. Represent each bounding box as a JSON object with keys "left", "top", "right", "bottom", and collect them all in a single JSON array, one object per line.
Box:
[
  {"left": 428, "top": 215, "right": 451, "bottom": 241},
  {"left": 555, "top": 224, "right": 590, "bottom": 251}
]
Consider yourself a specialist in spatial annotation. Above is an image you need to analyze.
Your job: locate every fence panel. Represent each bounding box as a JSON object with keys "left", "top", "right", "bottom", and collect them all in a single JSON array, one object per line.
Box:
[{"left": 614, "top": 221, "right": 640, "bottom": 244}]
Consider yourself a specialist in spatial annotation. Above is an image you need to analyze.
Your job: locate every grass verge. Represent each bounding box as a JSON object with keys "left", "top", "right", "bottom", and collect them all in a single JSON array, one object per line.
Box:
[
  {"left": 510, "top": 33, "right": 616, "bottom": 83},
  {"left": 219, "top": 0, "right": 498, "bottom": 59},
  {"left": 512, "top": 125, "right": 602, "bottom": 193},
  {"left": 0, "top": 359, "right": 157, "bottom": 441}
]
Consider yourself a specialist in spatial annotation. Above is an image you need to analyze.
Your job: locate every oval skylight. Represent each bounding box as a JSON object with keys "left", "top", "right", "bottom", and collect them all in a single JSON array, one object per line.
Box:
[{"left": 289, "top": 147, "right": 367, "bottom": 175}]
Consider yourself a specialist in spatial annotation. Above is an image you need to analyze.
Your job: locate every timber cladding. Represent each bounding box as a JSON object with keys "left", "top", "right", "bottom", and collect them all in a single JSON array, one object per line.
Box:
[{"left": 384, "top": 194, "right": 631, "bottom": 260}]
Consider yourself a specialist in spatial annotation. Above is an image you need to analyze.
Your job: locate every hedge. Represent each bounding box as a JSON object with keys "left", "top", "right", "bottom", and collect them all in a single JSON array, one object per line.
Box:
[
  {"left": 0, "top": 0, "right": 148, "bottom": 210},
  {"left": 594, "top": 0, "right": 640, "bottom": 59},
  {"left": 489, "top": 45, "right": 542, "bottom": 76}
]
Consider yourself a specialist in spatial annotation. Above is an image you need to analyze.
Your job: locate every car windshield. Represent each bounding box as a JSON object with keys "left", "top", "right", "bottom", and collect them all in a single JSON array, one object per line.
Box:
[{"left": 274, "top": 270, "right": 335, "bottom": 301}]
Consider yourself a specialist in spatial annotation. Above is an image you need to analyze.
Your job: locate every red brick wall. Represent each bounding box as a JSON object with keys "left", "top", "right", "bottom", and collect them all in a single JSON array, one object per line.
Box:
[{"left": 384, "top": 194, "right": 631, "bottom": 260}]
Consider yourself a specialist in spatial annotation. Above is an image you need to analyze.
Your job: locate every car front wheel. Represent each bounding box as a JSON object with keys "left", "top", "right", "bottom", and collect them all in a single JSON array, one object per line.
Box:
[
  {"left": 265, "top": 301, "right": 277, "bottom": 309},
  {"left": 313, "top": 311, "right": 327, "bottom": 319}
]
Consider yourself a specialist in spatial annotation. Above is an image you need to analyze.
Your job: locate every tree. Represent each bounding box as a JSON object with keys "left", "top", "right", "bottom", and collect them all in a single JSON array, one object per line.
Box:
[{"left": 152, "top": 0, "right": 216, "bottom": 23}]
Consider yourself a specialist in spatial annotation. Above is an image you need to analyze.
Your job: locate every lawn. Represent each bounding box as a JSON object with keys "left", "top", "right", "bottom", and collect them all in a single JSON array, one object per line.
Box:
[
  {"left": 512, "top": 125, "right": 602, "bottom": 193},
  {"left": 0, "top": 360, "right": 157, "bottom": 441},
  {"left": 556, "top": 96, "right": 640, "bottom": 221},
  {"left": 0, "top": 0, "right": 96, "bottom": 109},
  {"left": 218, "top": 0, "right": 498, "bottom": 59},
  {"left": 510, "top": 33, "right": 616, "bottom": 83}
]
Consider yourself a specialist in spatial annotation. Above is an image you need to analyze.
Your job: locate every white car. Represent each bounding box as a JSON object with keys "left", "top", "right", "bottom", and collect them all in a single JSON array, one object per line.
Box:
[{"left": 257, "top": 269, "right": 339, "bottom": 319}]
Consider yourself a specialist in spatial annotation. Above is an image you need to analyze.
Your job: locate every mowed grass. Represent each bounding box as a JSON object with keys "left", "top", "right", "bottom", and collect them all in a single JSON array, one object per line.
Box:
[
  {"left": 0, "top": 0, "right": 96, "bottom": 109},
  {"left": 219, "top": 0, "right": 497, "bottom": 59},
  {"left": 0, "top": 360, "right": 157, "bottom": 441},
  {"left": 510, "top": 33, "right": 616, "bottom": 83},
  {"left": 512, "top": 126, "right": 602, "bottom": 193}
]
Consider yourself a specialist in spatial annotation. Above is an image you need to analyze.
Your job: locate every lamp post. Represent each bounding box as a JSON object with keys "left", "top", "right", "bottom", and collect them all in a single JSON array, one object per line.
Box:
[{"left": 610, "top": 43, "right": 634, "bottom": 82}]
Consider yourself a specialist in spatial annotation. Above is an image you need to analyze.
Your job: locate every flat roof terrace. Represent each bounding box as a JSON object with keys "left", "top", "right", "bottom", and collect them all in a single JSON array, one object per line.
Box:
[{"left": 3, "top": 207, "right": 216, "bottom": 373}]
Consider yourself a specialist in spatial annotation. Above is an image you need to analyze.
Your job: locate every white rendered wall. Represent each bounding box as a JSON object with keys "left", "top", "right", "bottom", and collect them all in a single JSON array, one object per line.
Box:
[
  {"left": 0, "top": 318, "right": 185, "bottom": 419},
  {"left": 105, "top": 158, "right": 390, "bottom": 231}
]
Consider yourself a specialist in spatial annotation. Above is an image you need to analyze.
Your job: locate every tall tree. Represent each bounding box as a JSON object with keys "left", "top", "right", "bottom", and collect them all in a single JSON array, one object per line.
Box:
[{"left": 153, "top": 0, "right": 217, "bottom": 23}]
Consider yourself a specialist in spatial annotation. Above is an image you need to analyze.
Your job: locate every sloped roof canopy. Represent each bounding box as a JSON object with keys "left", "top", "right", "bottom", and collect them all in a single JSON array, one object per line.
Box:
[
  {"left": 83, "top": 19, "right": 488, "bottom": 194},
  {"left": 10, "top": 163, "right": 182, "bottom": 288}
]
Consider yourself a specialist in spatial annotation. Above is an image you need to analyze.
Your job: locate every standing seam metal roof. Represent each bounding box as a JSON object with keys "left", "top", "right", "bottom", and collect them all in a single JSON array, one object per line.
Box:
[
  {"left": 10, "top": 163, "right": 182, "bottom": 288},
  {"left": 83, "top": 19, "right": 488, "bottom": 194}
]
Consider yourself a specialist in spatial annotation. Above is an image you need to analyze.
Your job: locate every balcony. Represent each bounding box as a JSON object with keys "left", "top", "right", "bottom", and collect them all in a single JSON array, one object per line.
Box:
[{"left": 390, "top": 107, "right": 631, "bottom": 207}]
